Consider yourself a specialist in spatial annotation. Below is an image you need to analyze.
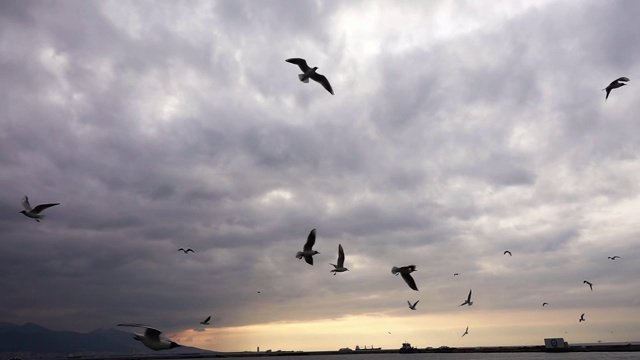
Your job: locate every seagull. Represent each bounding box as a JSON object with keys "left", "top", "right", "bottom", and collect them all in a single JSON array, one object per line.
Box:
[
  {"left": 584, "top": 280, "right": 593, "bottom": 291},
  {"left": 503, "top": 250, "right": 512, "bottom": 256},
  {"left": 461, "top": 326, "right": 469, "bottom": 337},
  {"left": 200, "top": 316, "right": 211, "bottom": 325},
  {"left": 285, "top": 58, "right": 334, "bottom": 95},
  {"left": 178, "top": 248, "right": 194, "bottom": 254},
  {"left": 117, "top": 324, "right": 181, "bottom": 351},
  {"left": 603, "top": 77, "right": 629, "bottom": 100},
  {"left": 19, "top": 196, "right": 59, "bottom": 222},
  {"left": 391, "top": 265, "right": 418, "bottom": 291},
  {"left": 579, "top": 313, "right": 586, "bottom": 322},
  {"left": 542, "top": 302, "right": 549, "bottom": 307},
  {"left": 296, "top": 228, "right": 320, "bottom": 265},
  {"left": 608, "top": 256, "right": 621, "bottom": 260},
  {"left": 459, "top": 289, "right": 473, "bottom": 306},
  {"left": 454, "top": 273, "right": 459, "bottom": 276},
  {"left": 407, "top": 300, "right": 419, "bottom": 310},
  {"left": 329, "top": 244, "right": 349, "bottom": 275}
]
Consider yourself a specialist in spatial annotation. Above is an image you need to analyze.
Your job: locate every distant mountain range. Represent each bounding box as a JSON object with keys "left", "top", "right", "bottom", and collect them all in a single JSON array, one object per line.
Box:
[{"left": 0, "top": 322, "right": 214, "bottom": 355}]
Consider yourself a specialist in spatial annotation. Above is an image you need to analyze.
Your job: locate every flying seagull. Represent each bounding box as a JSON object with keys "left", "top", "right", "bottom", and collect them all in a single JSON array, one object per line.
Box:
[
  {"left": 454, "top": 273, "right": 459, "bottom": 276},
  {"left": 407, "top": 300, "right": 419, "bottom": 310},
  {"left": 285, "top": 58, "right": 334, "bottom": 95},
  {"left": 330, "top": 244, "right": 349, "bottom": 275},
  {"left": 503, "top": 250, "right": 512, "bottom": 256},
  {"left": 200, "top": 316, "right": 211, "bottom": 325},
  {"left": 603, "top": 77, "right": 629, "bottom": 100},
  {"left": 461, "top": 326, "right": 469, "bottom": 337},
  {"left": 117, "top": 324, "right": 181, "bottom": 351},
  {"left": 296, "top": 228, "right": 320, "bottom": 265},
  {"left": 583, "top": 280, "right": 593, "bottom": 291},
  {"left": 391, "top": 265, "right": 418, "bottom": 291},
  {"left": 608, "top": 256, "right": 621, "bottom": 260},
  {"left": 178, "top": 248, "right": 194, "bottom": 254},
  {"left": 459, "top": 289, "right": 473, "bottom": 306},
  {"left": 579, "top": 313, "right": 586, "bottom": 322},
  {"left": 542, "top": 302, "right": 549, "bottom": 307},
  {"left": 19, "top": 196, "right": 59, "bottom": 222}
]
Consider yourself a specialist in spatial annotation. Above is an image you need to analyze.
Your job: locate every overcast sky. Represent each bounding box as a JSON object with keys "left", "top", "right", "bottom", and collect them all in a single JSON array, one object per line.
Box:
[{"left": 1, "top": 0, "right": 640, "bottom": 353}]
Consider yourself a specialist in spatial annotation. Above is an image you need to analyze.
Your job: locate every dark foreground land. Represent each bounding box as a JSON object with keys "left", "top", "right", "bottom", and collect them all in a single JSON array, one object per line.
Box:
[{"left": 51, "top": 343, "right": 640, "bottom": 360}]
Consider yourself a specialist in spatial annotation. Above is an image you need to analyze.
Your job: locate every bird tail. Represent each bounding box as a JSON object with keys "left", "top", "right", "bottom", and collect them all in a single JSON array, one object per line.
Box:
[
  {"left": 296, "top": 251, "right": 304, "bottom": 259},
  {"left": 298, "top": 74, "right": 309, "bottom": 83},
  {"left": 391, "top": 266, "right": 399, "bottom": 275}
]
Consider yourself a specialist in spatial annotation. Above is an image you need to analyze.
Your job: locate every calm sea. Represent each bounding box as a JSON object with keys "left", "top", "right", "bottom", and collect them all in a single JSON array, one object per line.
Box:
[{"left": 179, "top": 353, "right": 640, "bottom": 360}]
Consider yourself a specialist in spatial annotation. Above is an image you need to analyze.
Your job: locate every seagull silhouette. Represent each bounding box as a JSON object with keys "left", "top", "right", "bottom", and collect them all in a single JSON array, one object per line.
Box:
[
  {"left": 285, "top": 58, "right": 334, "bottom": 95},
  {"left": 454, "top": 273, "right": 459, "bottom": 276},
  {"left": 407, "top": 300, "right": 419, "bottom": 310},
  {"left": 19, "top": 196, "right": 59, "bottom": 222},
  {"left": 117, "top": 324, "right": 181, "bottom": 351},
  {"left": 603, "top": 77, "right": 629, "bottom": 100},
  {"left": 461, "top": 326, "right": 469, "bottom": 337},
  {"left": 200, "top": 316, "right": 211, "bottom": 325},
  {"left": 391, "top": 265, "right": 418, "bottom": 291},
  {"left": 579, "top": 313, "right": 586, "bottom": 322},
  {"left": 178, "top": 248, "right": 194, "bottom": 254},
  {"left": 542, "top": 302, "right": 549, "bottom": 307},
  {"left": 296, "top": 229, "right": 320, "bottom": 265},
  {"left": 503, "top": 250, "right": 512, "bottom": 256},
  {"left": 608, "top": 256, "right": 621, "bottom": 260},
  {"left": 329, "top": 244, "right": 349, "bottom": 275},
  {"left": 583, "top": 280, "right": 593, "bottom": 291},
  {"left": 459, "top": 289, "right": 473, "bottom": 306}
]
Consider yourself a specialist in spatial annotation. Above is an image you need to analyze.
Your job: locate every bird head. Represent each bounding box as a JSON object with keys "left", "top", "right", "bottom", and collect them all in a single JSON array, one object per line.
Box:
[
  {"left": 169, "top": 342, "right": 182, "bottom": 349},
  {"left": 313, "top": 251, "right": 320, "bottom": 255}
]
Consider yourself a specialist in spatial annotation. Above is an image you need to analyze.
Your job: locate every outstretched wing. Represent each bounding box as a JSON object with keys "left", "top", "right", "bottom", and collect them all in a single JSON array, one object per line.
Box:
[
  {"left": 467, "top": 289, "right": 472, "bottom": 302},
  {"left": 337, "top": 244, "right": 345, "bottom": 267},
  {"left": 303, "top": 229, "right": 316, "bottom": 251},
  {"left": 117, "top": 324, "right": 162, "bottom": 341},
  {"left": 401, "top": 272, "right": 418, "bottom": 291},
  {"left": 203, "top": 316, "right": 211, "bottom": 323},
  {"left": 310, "top": 73, "right": 334, "bottom": 95},
  {"left": 285, "top": 58, "right": 310, "bottom": 72},
  {"left": 186, "top": 248, "right": 194, "bottom": 253},
  {"left": 32, "top": 203, "right": 59, "bottom": 214},
  {"left": 616, "top": 77, "right": 630, "bottom": 83},
  {"left": 304, "top": 255, "right": 314, "bottom": 265},
  {"left": 21, "top": 196, "right": 32, "bottom": 211}
]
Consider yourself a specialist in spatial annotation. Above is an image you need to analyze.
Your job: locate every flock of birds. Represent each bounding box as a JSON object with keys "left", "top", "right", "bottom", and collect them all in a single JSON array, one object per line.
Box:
[{"left": 16, "top": 57, "right": 631, "bottom": 351}]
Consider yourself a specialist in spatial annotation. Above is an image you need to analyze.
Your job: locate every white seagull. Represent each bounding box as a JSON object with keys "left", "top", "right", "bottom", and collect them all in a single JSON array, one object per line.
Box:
[
  {"left": 459, "top": 289, "right": 473, "bottom": 306},
  {"left": 461, "top": 325, "right": 469, "bottom": 337},
  {"left": 117, "top": 324, "right": 181, "bottom": 351},
  {"left": 603, "top": 77, "right": 629, "bottom": 100},
  {"left": 330, "top": 243, "right": 349, "bottom": 275},
  {"left": 285, "top": 58, "right": 334, "bottom": 95},
  {"left": 19, "top": 196, "right": 59, "bottom": 222},
  {"left": 391, "top": 265, "right": 418, "bottom": 291},
  {"left": 407, "top": 300, "right": 420, "bottom": 310},
  {"left": 296, "top": 228, "right": 320, "bottom": 265},
  {"left": 200, "top": 316, "right": 211, "bottom": 325}
]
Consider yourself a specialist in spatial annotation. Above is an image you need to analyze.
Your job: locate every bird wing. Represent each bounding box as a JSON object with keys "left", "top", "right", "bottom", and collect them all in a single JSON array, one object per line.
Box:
[
  {"left": 178, "top": 248, "right": 185, "bottom": 252},
  {"left": 337, "top": 244, "right": 345, "bottom": 267},
  {"left": 285, "top": 58, "right": 310, "bottom": 72},
  {"left": 303, "top": 229, "right": 316, "bottom": 251},
  {"left": 203, "top": 316, "right": 211, "bottom": 323},
  {"left": 401, "top": 272, "right": 418, "bottom": 291},
  {"left": 467, "top": 289, "right": 472, "bottom": 302},
  {"left": 117, "top": 324, "right": 162, "bottom": 340},
  {"left": 21, "top": 196, "right": 32, "bottom": 211},
  {"left": 407, "top": 300, "right": 412, "bottom": 307},
  {"left": 504, "top": 251, "right": 511, "bottom": 256},
  {"left": 616, "top": 77, "right": 630, "bottom": 82},
  {"left": 605, "top": 88, "right": 611, "bottom": 100},
  {"left": 32, "top": 203, "right": 59, "bottom": 214},
  {"left": 187, "top": 249, "right": 194, "bottom": 253},
  {"left": 304, "top": 254, "right": 314, "bottom": 265},
  {"left": 413, "top": 300, "right": 420, "bottom": 307},
  {"left": 310, "top": 73, "right": 334, "bottom": 95}
]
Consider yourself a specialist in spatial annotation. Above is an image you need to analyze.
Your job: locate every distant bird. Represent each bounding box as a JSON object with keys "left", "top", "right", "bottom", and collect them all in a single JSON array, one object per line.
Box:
[
  {"left": 296, "top": 228, "right": 320, "bottom": 265},
  {"left": 584, "top": 280, "right": 593, "bottom": 291},
  {"left": 391, "top": 265, "right": 418, "bottom": 291},
  {"left": 19, "top": 196, "right": 59, "bottom": 222},
  {"left": 407, "top": 300, "right": 420, "bottom": 310},
  {"left": 178, "top": 248, "right": 194, "bottom": 254},
  {"left": 117, "top": 324, "right": 181, "bottom": 351},
  {"left": 503, "top": 250, "right": 512, "bottom": 256},
  {"left": 330, "top": 244, "right": 349, "bottom": 275},
  {"left": 608, "top": 256, "right": 621, "bottom": 260},
  {"left": 459, "top": 289, "right": 473, "bottom": 306},
  {"left": 454, "top": 273, "right": 459, "bottom": 276},
  {"left": 603, "top": 77, "right": 629, "bottom": 100},
  {"left": 579, "top": 313, "right": 586, "bottom": 322},
  {"left": 542, "top": 302, "right": 549, "bottom": 307},
  {"left": 200, "top": 316, "right": 211, "bottom": 325},
  {"left": 285, "top": 58, "right": 334, "bottom": 95},
  {"left": 461, "top": 326, "right": 469, "bottom": 337}
]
